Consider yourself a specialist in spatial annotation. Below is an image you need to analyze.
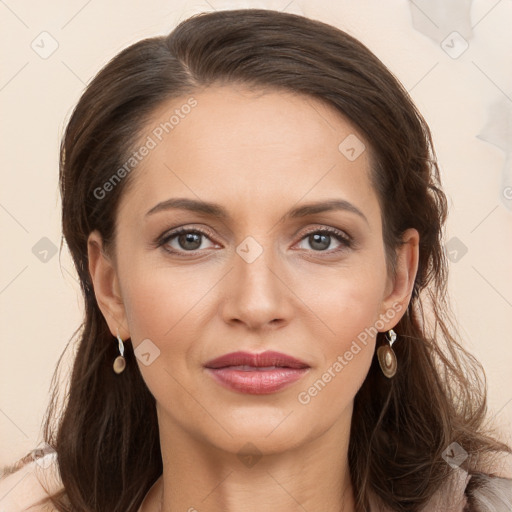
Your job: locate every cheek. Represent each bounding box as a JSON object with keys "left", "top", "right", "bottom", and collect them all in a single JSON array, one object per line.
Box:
[
  {"left": 318, "top": 284, "right": 381, "bottom": 376},
  {"left": 332, "top": 286, "right": 383, "bottom": 344},
  {"left": 120, "top": 260, "right": 216, "bottom": 341},
  {"left": 119, "top": 268, "right": 199, "bottom": 401},
  {"left": 296, "top": 262, "right": 387, "bottom": 406},
  {"left": 313, "top": 262, "right": 387, "bottom": 348},
  {"left": 296, "top": 286, "right": 380, "bottom": 421},
  {"left": 118, "top": 260, "right": 220, "bottom": 398}
]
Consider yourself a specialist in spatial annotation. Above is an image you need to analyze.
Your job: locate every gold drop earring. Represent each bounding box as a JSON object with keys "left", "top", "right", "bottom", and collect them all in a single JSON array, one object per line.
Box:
[
  {"left": 113, "top": 329, "right": 126, "bottom": 374},
  {"left": 377, "top": 329, "right": 397, "bottom": 378}
]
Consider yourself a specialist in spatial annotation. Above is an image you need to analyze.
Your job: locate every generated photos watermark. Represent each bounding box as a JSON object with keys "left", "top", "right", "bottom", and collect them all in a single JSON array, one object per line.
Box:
[
  {"left": 297, "top": 301, "right": 403, "bottom": 405},
  {"left": 93, "top": 97, "right": 198, "bottom": 200}
]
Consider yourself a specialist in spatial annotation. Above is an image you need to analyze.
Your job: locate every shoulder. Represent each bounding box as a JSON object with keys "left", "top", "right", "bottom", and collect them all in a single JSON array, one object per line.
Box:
[
  {"left": 427, "top": 452, "right": 512, "bottom": 512},
  {"left": 0, "top": 452, "right": 62, "bottom": 511},
  {"left": 465, "top": 473, "right": 512, "bottom": 511},
  {"left": 464, "top": 451, "right": 512, "bottom": 512}
]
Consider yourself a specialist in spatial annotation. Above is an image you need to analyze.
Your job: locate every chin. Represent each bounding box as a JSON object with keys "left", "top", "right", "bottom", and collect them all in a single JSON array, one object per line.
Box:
[{"left": 205, "top": 413, "right": 312, "bottom": 454}]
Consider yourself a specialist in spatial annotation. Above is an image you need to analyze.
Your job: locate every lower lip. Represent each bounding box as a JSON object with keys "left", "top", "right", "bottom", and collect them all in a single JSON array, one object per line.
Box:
[{"left": 205, "top": 367, "right": 309, "bottom": 394}]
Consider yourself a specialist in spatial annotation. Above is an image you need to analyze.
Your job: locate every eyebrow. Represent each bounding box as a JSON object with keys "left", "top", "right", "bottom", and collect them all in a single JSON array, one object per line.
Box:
[{"left": 145, "top": 197, "right": 369, "bottom": 225}]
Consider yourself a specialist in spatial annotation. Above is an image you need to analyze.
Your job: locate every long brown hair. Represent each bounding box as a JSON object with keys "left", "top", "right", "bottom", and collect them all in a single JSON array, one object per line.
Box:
[{"left": 4, "top": 8, "right": 511, "bottom": 511}]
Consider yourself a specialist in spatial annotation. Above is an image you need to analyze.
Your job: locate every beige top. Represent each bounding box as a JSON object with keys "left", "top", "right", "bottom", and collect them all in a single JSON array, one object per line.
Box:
[{"left": 1, "top": 451, "right": 511, "bottom": 511}]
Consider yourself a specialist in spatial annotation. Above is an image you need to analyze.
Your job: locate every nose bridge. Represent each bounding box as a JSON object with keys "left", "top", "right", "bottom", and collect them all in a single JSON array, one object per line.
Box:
[
  {"left": 223, "top": 233, "right": 289, "bottom": 328},
  {"left": 235, "top": 233, "right": 280, "bottom": 298}
]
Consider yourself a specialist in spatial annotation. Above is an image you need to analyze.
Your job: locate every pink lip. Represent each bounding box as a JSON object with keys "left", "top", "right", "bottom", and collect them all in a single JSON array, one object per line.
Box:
[{"left": 204, "top": 350, "right": 310, "bottom": 395}]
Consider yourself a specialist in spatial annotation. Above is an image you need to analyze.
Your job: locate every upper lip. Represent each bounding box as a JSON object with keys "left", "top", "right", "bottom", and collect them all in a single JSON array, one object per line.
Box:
[{"left": 204, "top": 350, "right": 310, "bottom": 369}]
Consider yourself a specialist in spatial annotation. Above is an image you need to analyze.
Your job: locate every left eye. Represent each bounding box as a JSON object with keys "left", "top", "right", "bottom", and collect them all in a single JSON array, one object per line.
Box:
[{"left": 296, "top": 229, "right": 352, "bottom": 252}]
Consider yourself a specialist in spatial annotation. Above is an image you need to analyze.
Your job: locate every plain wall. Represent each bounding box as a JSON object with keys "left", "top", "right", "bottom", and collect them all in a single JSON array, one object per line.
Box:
[{"left": 1, "top": 0, "right": 511, "bottom": 466}]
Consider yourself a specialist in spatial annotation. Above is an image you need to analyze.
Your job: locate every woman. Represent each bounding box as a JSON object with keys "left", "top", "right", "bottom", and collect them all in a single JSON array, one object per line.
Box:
[{"left": 1, "top": 8, "right": 511, "bottom": 512}]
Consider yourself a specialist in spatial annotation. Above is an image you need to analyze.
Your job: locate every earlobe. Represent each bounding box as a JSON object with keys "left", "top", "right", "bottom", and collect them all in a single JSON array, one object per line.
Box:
[
  {"left": 87, "top": 230, "right": 130, "bottom": 339},
  {"left": 380, "top": 228, "right": 420, "bottom": 328}
]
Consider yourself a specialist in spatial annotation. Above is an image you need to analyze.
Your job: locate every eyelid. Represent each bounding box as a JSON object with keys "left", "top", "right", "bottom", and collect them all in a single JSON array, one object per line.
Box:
[{"left": 299, "top": 225, "right": 352, "bottom": 243}]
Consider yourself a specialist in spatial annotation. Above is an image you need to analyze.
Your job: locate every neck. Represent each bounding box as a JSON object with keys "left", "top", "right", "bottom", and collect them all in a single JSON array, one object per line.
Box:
[
  {"left": 142, "top": 404, "right": 357, "bottom": 512},
  {"left": 146, "top": 464, "right": 355, "bottom": 512}
]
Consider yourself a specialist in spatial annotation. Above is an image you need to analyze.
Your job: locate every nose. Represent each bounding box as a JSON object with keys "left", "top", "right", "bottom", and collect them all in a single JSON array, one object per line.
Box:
[{"left": 220, "top": 237, "right": 293, "bottom": 331}]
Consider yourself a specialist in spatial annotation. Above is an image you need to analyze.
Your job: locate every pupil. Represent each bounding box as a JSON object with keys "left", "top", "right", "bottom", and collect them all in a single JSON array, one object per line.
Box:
[
  {"left": 311, "top": 233, "right": 329, "bottom": 251},
  {"left": 180, "top": 233, "right": 201, "bottom": 250}
]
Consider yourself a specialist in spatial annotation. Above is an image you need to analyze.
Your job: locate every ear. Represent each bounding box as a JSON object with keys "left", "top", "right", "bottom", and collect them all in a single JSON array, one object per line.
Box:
[
  {"left": 87, "top": 230, "right": 130, "bottom": 340},
  {"left": 378, "top": 228, "right": 419, "bottom": 330}
]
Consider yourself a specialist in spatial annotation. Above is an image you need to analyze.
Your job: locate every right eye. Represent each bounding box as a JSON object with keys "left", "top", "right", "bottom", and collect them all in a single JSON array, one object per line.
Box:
[{"left": 157, "top": 226, "right": 219, "bottom": 255}]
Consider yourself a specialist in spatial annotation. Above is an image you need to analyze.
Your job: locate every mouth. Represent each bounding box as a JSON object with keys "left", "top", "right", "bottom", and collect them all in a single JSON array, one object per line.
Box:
[
  {"left": 204, "top": 350, "right": 310, "bottom": 394},
  {"left": 216, "top": 365, "right": 293, "bottom": 371},
  {"left": 204, "top": 350, "right": 310, "bottom": 370}
]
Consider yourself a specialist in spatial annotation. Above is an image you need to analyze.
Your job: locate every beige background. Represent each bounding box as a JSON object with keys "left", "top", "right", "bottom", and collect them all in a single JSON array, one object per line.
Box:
[{"left": 1, "top": 0, "right": 511, "bottom": 466}]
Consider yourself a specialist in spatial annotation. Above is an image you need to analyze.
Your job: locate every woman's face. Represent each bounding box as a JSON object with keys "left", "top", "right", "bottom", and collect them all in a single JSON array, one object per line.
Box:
[{"left": 89, "top": 85, "right": 417, "bottom": 456}]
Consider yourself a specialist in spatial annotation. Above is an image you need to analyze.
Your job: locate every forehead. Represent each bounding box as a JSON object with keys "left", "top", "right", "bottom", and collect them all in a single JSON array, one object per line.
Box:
[{"left": 117, "top": 85, "right": 380, "bottom": 226}]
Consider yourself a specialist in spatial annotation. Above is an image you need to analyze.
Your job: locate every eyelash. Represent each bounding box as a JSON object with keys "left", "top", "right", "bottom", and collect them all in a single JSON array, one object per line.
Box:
[{"left": 156, "top": 225, "right": 353, "bottom": 256}]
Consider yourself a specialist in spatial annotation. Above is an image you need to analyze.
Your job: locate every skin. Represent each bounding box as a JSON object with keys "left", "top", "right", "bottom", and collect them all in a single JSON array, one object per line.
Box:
[{"left": 88, "top": 85, "right": 419, "bottom": 512}]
